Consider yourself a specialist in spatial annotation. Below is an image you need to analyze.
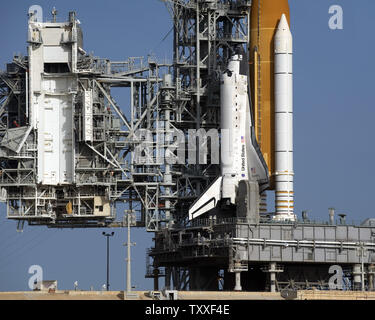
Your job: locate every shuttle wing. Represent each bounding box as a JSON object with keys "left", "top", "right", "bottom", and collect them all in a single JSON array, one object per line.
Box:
[{"left": 188, "top": 176, "right": 222, "bottom": 220}]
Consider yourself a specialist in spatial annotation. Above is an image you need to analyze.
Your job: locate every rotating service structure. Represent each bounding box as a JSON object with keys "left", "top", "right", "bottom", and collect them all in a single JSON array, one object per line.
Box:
[{"left": 0, "top": 9, "right": 174, "bottom": 229}]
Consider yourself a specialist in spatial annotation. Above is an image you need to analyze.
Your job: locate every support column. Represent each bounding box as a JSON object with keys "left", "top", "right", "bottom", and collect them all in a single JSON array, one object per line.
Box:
[
  {"left": 261, "top": 263, "right": 283, "bottom": 292},
  {"left": 369, "top": 273, "right": 374, "bottom": 292},
  {"left": 269, "top": 262, "right": 276, "bottom": 292},
  {"left": 165, "top": 267, "right": 171, "bottom": 290},
  {"left": 353, "top": 264, "right": 361, "bottom": 291},
  {"left": 234, "top": 271, "right": 242, "bottom": 291},
  {"left": 153, "top": 268, "right": 159, "bottom": 291},
  {"left": 368, "top": 264, "right": 375, "bottom": 291}
]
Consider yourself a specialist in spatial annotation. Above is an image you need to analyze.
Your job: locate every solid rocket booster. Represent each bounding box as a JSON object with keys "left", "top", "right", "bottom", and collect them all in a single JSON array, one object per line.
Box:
[
  {"left": 274, "top": 14, "right": 295, "bottom": 221},
  {"left": 188, "top": 53, "right": 268, "bottom": 220}
]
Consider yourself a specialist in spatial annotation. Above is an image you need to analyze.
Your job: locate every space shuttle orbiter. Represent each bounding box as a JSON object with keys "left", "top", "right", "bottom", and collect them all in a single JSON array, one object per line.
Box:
[{"left": 188, "top": 49, "right": 269, "bottom": 220}]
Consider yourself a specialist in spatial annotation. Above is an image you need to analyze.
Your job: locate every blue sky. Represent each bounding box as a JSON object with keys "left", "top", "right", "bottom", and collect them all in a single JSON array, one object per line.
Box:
[{"left": 1, "top": 0, "right": 375, "bottom": 291}]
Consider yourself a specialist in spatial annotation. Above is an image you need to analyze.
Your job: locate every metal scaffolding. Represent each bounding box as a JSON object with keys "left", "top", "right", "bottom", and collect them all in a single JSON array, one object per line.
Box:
[{"left": 0, "top": 10, "right": 174, "bottom": 231}]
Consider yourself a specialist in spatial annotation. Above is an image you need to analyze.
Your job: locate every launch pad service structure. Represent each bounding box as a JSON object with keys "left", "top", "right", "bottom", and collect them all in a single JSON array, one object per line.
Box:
[{"left": 1, "top": 1, "right": 375, "bottom": 293}]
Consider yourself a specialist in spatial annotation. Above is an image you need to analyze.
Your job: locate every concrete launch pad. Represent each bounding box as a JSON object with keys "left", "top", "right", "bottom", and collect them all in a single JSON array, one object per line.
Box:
[
  {"left": 2, "top": 1, "right": 375, "bottom": 296},
  {"left": 1, "top": 290, "right": 375, "bottom": 300}
]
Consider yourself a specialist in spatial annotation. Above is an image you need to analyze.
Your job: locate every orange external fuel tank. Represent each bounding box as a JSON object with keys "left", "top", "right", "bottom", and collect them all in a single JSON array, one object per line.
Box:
[{"left": 249, "top": 0, "right": 290, "bottom": 190}]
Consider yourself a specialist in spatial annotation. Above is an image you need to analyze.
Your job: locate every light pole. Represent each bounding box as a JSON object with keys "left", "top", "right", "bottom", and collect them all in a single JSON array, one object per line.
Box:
[
  {"left": 125, "top": 212, "right": 136, "bottom": 294},
  {"left": 127, "top": 213, "right": 131, "bottom": 293},
  {"left": 102, "top": 231, "right": 114, "bottom": 291},
  {"left": 123, "top": 210, "right": 137, "bottom": 299}
]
